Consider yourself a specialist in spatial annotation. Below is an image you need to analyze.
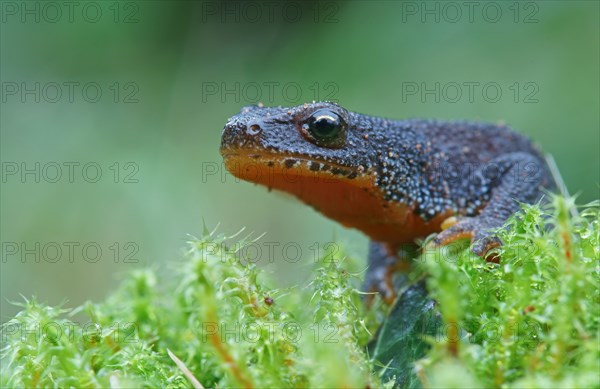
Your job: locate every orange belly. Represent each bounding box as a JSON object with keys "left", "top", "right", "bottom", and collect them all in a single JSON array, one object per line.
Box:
[{"left": 222, "top": 150, "right": 453, "bottom": 245}]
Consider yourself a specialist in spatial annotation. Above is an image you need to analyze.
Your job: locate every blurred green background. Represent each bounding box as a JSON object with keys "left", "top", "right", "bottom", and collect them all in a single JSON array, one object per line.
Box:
[{"left": 1, "top": 1, "right": 598, "bottom": 320}]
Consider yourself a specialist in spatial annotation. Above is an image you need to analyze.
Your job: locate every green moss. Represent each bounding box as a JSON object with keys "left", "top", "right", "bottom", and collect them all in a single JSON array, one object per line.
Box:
[
  {"left": 417, "top": 196, "right": 599, "bottom": 388},
  {"left": 1, "top": 230, "right": 379, "bottom": 388},
  {"left": 1, "top": 195, "right": 598, "bottom": 388}
]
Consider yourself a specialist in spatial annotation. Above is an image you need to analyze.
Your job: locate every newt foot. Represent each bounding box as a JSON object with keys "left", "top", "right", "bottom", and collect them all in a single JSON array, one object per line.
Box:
[{"left": 433, "top": 216, "right": 502, "bottom": 259}]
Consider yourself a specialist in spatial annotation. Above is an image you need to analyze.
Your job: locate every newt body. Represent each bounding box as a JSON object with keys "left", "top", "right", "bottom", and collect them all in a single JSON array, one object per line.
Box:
[{"left": 220, "top": 102, "right": 554, "bottom": 301}]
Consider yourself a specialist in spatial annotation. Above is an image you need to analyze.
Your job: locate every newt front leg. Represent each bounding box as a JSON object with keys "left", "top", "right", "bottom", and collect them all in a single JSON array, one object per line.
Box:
[
  {"left": 434, "top": 152, "right": 549, "bottom": 257},
  {"left": 363, "top": 241, "right": 416, "bottom": 305}
]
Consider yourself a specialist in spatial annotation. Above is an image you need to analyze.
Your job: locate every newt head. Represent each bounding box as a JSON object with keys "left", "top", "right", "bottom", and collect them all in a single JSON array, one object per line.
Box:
[{"left": 220, "top": 101, "right": 444, "bottom": 245}]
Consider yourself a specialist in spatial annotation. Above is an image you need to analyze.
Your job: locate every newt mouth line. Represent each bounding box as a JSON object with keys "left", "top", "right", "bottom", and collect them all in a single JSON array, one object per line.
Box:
[{"left": 221, "top": 149, "right": 369, "bottom": 179}]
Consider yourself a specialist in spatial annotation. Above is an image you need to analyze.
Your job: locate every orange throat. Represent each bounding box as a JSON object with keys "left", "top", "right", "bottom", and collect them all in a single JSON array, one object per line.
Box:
[{"left": 221, "top": 149, "right": 449, "bottom": 245}]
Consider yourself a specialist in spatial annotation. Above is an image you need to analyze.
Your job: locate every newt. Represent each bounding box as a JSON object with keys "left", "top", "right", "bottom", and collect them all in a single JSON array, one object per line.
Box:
[{"left": 220, "top": 101, "right": 554, "bottom": 303}]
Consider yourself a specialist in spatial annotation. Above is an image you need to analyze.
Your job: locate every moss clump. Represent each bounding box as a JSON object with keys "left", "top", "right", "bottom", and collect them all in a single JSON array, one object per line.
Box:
[
  {"left": 1, "top": 230, "right": 378, "bottom": 388},
  {"left": 417, "top": 196, "right": 599, "bottom": 388},
  {"left": 1, "top": 195, "right": 598, "bottom": 388}
]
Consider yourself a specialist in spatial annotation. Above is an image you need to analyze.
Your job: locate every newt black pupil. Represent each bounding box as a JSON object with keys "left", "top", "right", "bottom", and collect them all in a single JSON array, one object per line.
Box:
[
  {"left": 313, "top": 116, "right": 337, "bottom": 137},
  {"left": 308, "top": 110, "right": 343, "bottom": 140}
]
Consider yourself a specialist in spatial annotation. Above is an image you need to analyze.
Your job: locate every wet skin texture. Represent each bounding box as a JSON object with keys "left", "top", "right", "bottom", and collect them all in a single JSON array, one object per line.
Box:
[{"left": 220, "top": 102, "right": 554, "bottom": 303}]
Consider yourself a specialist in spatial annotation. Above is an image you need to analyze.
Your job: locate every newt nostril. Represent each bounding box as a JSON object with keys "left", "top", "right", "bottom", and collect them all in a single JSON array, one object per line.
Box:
[{"left": 246, "top": 122, "right": 262, "bottom": 136}]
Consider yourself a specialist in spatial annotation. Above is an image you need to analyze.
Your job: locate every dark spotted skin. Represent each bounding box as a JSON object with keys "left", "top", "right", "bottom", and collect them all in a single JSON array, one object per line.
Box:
[{"left": 220, "top": 102, "right": 554, "bottom": 302}]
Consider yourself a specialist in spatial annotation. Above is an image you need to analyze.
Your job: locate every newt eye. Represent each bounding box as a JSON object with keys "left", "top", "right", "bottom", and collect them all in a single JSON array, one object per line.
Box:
[{"left": 303, "top": 109, "right": 347, "bottom": 148}]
